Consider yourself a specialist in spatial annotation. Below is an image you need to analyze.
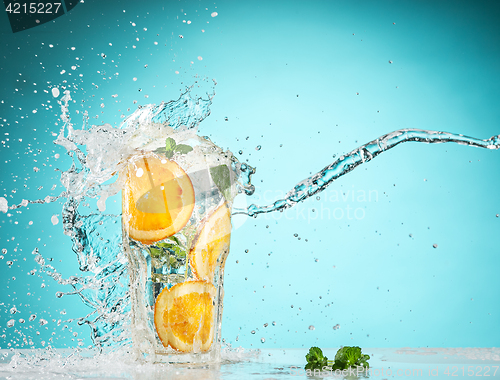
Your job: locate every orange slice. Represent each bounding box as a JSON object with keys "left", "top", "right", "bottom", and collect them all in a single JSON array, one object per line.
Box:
[
  {"left": 154, "top": 281, "right": 216, "bottom": 352},
  {"left": 189, "top": 203, "right": 231, "bottom": 282},
  {"left": 122, "top": 154, "right": 195, "bottom": 245}
]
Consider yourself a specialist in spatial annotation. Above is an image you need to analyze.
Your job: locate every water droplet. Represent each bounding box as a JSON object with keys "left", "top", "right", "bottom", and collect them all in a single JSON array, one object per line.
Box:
[
  {"left": 496, "top": 214, "right": 499, "bottom": 218},
  {"left": 19, "top": 318, "right": 25, "bottom": 324},
  {"left": 2, "top": 248, "right": 6, "bottom": 254},
  {"left": 51, "top": 215, "right": 59, "bottom": 225},
  {"left": 143, "top": 27, "right": 147, "bottom": 31},
  {"left": 56, "top": 292, "right": 63, "bottom": 298},
  {"left": 197, "top": 56, "right": 203, "bottom": 61},
  {"left": 263, "top": 323, "right": 268, "bottom": 327},
  {"left": 51, "top": 88, "right": 60, "bottom": 98},
  {"left": 255, "top": 145, "right": 261, "bottom": 151},
  {"left": 333, "top": 324, "right": 340, "bottom": 330},
  {"left": 261, "top": 338, "right": 265, "bottom": 343},
  {"left": 211, "top": 11, "right": 218, "bottom": 17},
  {"left": 272, "top": 321, "right": 276, "bottom": 326},
  {"left": 101, "top": 53, "right": 106, "bottom": 58},
  {"left": 309, "top": 325, "right": 315, "bottom": 330},
  {"left": 10, "top": 306, "right": 17, "bottom": 314},
  {"left": 244, "top": 249, "right": 249, "bottom": 253},
  {"left": 29, "top": 314, "right": 37, "bottom": 322},
  {"left": 389, "top": 60, "right": 393, "bottom": 64},
  {"left": 7, "top": 319, "right": 15, "bottom": 328},
  {"left": 136, "top": 168, "right": 144, "bottom": 177},
  {"left": 251, "top": 330, "right": 255, "bottom": 334},
  {"left": 39, "top": 319, "right": 48, "bottom": 326},
  {"left": 433, "top": 244, "right": 438, "bottom": 248},
  {"left": 293, "top": 233, "right": 298, "bottom": 237}
]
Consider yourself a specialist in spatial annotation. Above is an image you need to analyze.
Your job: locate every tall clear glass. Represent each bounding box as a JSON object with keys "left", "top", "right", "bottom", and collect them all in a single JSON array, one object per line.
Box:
[{"left": 122, "top": 132, "right": 235, "bottom": 364}]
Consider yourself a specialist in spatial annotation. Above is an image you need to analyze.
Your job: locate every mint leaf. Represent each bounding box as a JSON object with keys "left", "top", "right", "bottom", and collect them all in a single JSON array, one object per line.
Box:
[
  {"left": 153, "top": 147, "right": 166, "bottom": 155},
  {"left": 174, "top": 144, "right": 193, "bottom": 155},
  {"left": 210, "top": 164, "right": 232, "bottom": 201},
  {"left": 165, "top": 137, "right": 176, "bottom": 151}
]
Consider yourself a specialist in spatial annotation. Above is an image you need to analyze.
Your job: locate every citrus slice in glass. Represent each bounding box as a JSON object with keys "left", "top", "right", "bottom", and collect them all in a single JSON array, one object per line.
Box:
[
  {"left": 189, "top": 203, "right": 231, "bottom": 282},
  {"left": 154, "top": 281, "right": 216, "bottom": 352},
  {"left": 122, "top": 155, "right": 195, "bottom": 245}
]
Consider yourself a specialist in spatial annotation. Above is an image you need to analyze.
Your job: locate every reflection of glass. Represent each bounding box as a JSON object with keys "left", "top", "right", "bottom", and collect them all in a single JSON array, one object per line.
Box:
[{"left": 122, "top": 133, "right": 235, "bottom": 364}]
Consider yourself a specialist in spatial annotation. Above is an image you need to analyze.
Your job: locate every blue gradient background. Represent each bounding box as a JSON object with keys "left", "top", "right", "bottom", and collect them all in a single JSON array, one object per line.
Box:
[{"left": 0, "top": 0, "right": 499, "bottom": 350}]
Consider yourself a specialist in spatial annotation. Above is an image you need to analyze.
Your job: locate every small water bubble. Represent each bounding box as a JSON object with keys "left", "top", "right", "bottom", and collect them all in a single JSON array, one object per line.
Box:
[
  {"left": 244, "top": 249, "right": 249, "bottom": 253},
  {"left": 409, "top": 233, "right": 413, "bottom": 238},
  {"left": 101, "top": 53, "right": 106, "bottom": 58},
  {"left": 333, "top": 324, "right": 340, "bottom": 330},
  {"left": 389, "top": 60, "right": 393, "bottom": 64},
  {"left": 7, "top": 261, "right": 13, "bottom": 266},
  {"left": 251, "top": 330, "right": 255, "bottom": 334},
  {"left": 293, "top": 233, "right": 298, "bottom": 237},
  {"left": 261, "top": 338, "right": 265, "bottom": 343},
  {"left": 179, "top": 34, "right": 184, "bottom": 38},
  {"left": 496, "top": 214, "right": 499, "bottom": 218},
  {"left": 2, "top": 248, "right": 6, "bottom": 254},
  {"left": 263, "top": 323, "right": 268, "bottom": 327},
  {"left": 51, "top": 88, "right": 60, "bottom": 98},
  {"left": 10, "top": 306, "right": 17, "bottom": 314},
  {"left": 433, "top": 244, "right": 438, "bottom": 248},
  {"left": 39, "top": 319, "right": 48, "bottom": 326},
  {"left": 255, "top": 145, "right": 261, "bottom": 151},
  {"left": 33, "top": 167, "right": 40, "bottom": 172},
  {"left": 29, "top": 315, "right": 36, "bottom": 321},
  {"left": 143, "top": 27, "right": 147, "bottom": 31},
  {"left": 272, "top": 321, "right": 276, "bottom": 326},
  {"left": 19, "top": 319, "right": 25, "bottom": 324},
  {"left": 41, "top": 283, "right": 46, "bottom": 288},
  {"left": 309, "top": 325, "right": 315, "bottom": 330},
  {"left": 51, "top": 215, "right": 59, "bottom": 225},
  {"left": 211, "top": 11, "right": 218, "bottom": 17},
  {"left": 7, "top": 319, "right": 15, "bottom": 328}
]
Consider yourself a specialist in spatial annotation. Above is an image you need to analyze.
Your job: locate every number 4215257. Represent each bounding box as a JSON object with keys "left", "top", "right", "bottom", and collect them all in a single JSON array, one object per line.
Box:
[{"left": 5, "top": 3, "right": 62, "bottom": 14}]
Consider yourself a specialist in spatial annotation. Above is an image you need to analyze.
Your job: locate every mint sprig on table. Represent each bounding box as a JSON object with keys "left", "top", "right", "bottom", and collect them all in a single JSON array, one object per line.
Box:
[
  {"left": 305, "top": 346, "right": 370, "bottom": 371},
  {"left": 154, "top": 137, "right": 193, "bottom": 159}
]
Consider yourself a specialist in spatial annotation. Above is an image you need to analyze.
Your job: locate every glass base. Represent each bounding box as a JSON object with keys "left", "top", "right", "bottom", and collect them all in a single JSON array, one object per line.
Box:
[{"left": 138, "top": 348, "right": 221, "bottom": 365}]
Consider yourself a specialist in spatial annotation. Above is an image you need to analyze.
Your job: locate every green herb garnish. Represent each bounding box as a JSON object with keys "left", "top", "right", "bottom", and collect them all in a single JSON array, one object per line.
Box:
[
  {"left": 154, "top": 137, "right": 193, "bottom": 159},
  {"left": 305, "top": 346, "right": 370, "bottom": 372},
  {"left": 210, "top": 164, "right": 232, "bottom": 201}
]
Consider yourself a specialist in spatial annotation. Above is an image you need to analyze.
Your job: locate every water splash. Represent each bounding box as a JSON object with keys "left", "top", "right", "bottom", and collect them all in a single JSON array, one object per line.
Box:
[{"left": 234, "top": 129, "right": 500, "bottom": 217}]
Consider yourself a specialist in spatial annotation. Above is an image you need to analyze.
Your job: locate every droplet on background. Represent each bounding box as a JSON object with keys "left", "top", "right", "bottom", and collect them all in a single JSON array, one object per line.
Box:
[
  {"left": 333, "top": 324, "right": 340, "bottom": 330},
  {"left": 433, "top": 244, "right": 438, "bottom": 248},
  {"left": 309, "top": 325, "right": 315, "bottom": 330},
  {"left": 211, "top": 12, "right": 218, "bottom": 17},
  {"left": 51, "top": 215, "right": 59, "bottom": 225}
]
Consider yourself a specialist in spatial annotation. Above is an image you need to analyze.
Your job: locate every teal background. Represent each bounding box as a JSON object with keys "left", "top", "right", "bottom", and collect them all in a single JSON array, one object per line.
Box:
[{"left": 0, "top": 0, "right": 499, "bottom": 350}]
